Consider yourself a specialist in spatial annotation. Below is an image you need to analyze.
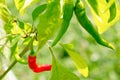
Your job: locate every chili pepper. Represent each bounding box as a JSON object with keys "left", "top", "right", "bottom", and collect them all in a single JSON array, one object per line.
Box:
[
  {"left": 52, "top": 0, "right": 74, "bottom": 47},
  {"left": 15, "top": 53, "right": 28, "bottom": 64},
  {"left": 74, "top": 0, "right": 114, "bottom": 49},
  {"left": 28, "top": 40, "right": 52, "bottom": 73},
  {"left": 14, "top": 38, "right": 32, "bottom": 64},
  {"left": 28, "top": 55, "right": 37, "bottom": 69},
  {"left": 28, "top": 55, "right": 52, "bottom": 73},
  {"left": 33, "top": 65, "right": 52, "bottom": 73}
]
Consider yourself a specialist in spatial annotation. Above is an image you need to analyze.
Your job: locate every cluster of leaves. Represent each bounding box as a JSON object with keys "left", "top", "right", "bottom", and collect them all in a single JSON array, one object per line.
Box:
[{"left": 0, "top": 0, "right": 120, "bottom": 80}]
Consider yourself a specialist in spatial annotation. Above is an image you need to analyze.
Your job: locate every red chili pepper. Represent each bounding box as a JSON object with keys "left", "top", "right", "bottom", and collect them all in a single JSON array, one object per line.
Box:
[
  {"left": 33, "top": 64, "right": 52, "bottom": 73},
  {"left": 28, "top": 55, "right": 52, "bottom": 73}
]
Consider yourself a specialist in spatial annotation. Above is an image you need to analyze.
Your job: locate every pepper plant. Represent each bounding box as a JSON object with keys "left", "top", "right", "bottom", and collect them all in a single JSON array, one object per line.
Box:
[{"left": 0, "top": 0, "right": 120, "bottom": 80}]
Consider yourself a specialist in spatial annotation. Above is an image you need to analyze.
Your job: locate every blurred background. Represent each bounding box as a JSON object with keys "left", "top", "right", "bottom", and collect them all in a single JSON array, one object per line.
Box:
[{"left": 0, "top": 0, "right": 120, "bottom": 80}]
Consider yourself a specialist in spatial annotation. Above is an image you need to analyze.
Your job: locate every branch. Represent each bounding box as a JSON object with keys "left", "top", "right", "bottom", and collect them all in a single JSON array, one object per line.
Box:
[{"left": 0, "top": 40, "right": 31, "bottom": 79}]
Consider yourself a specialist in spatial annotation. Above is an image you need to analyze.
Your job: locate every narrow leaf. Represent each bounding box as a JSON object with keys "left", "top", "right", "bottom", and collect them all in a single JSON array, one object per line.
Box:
[
  {"left": 0, "top": 3, "right": 10, "bottom": 22},
  {"left": 15, "top": 0, "right": 25, "bottom": 11},
  {"left": 61, "top": 43, "right": 89, "bottom": 77},
  {"left": 4, "top": 23, "right": 13, "bottom": 34},
  {"left": 18, "top": 2, "right": 46, "bottom": 24},
  {"left": 50, "top": 51, "right": 80, "bottom": 80},
  {"left": 106, "top": 0, "right": 117, "bottom": 22},
  {"left": 85, "top": 0, "right": 120, "bottom": 34},
  {"left": 5, "top": 0, "right": 19, "bottom": 16},
  {"left": 32, "top": 4, "right": 47, "bottom": 21},
  {"left": 17, "top": 19, "right": 24, "bottom": 29},
  {"left": 37, "top": 0, "right": 61, "bottom": 49},
  {"left": 10, "top": 35, "right": 21, "bottom": 59},
  {"left": 86, "top": 0, "right": 99, "bottom": 15}
]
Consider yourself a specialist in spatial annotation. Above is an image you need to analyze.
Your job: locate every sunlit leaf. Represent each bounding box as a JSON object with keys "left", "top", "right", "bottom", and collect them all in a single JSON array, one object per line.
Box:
[
  {"left": 5, "top": 0, "right": 19, "bottom": 16},
  {"left": 10, "top": 35, "right": 21, "bottom": 59},
  {"left": 50, "top": 51, "right": 80, "bottom": 80},
  {"left": 87, "top": 0, "right": 99, "bottom": 15},
  {"left": 4, "top": 23, "right": 13, "bottom": 34},
  {"left": 15, "top": 0, "right": 25, "bottom": 11},
  {"left": 0, "top": 3, "right": 10, "bottom": 22},
  {"left": 18, "top": 2, "right": 46, "bottom": 25},
  {"left": 105, "top": 0, "right": 116, "bottom": 22},
  {"left": 32, "top": 4, "right": 47, "bottom": 21},
  {"left": 11, "top": 22, "right": 24, "bottom": 35},
  {"left": 37, "top": 0, "right": 62, "bottom": 49},
  {"left": 61, "top": 43, "right": 89, "bottom": 77},
  {"left": 86, "top": 0, "right": 120, "bottom": 34}
]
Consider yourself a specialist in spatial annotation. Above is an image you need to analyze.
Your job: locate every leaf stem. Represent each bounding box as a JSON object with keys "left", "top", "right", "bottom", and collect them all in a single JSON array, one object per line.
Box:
[
  {"left": 0, "top": 60, "right": 17, "bottom": 79},
  {"left": 47, "top": 44, "right": 54, "bottom": 55}
]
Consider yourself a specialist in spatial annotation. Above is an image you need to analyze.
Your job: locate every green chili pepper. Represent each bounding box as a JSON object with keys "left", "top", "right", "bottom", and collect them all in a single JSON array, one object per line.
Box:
[
  {"left": 52, "top": 0, "right": 75, "bottom": 47},
  {"left": 74, "top": 0, "right": 114, "bottom": 49},
  {"left": 37, "top": 0, "right": 61, "bottom": 49},
  {"left": 15, "top": 53, "right": 28, "bottom": 64},
  {"left": 14, "top": 38, "right": 33, "bottom": 64}
]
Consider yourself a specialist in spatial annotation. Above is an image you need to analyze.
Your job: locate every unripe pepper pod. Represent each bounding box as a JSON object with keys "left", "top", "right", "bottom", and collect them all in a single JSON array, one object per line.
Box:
[
  {"left": 52, "top": 0, "right": 75, "bottom": 47},
  {"left": 74, "top": 0, "right": 115, "bottom": 49}
]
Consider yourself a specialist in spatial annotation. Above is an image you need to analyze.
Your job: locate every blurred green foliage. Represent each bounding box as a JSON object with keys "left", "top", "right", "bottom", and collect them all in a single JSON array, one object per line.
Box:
[
  {"left": 0, "top": 0, "right": 120, "bottom": 80},
  {"left": 7, "top": 17, "right": 120, "bottom": 80}
]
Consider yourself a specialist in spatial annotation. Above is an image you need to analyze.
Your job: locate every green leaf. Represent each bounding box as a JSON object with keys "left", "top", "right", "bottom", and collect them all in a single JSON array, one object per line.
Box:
[
  {"left": 86, "top": 0, "right": 99, "bottom": 15},
  {"left": 106, "top": 0, "right": 116, "bottom": 22},
  {"left": 17, "top": 19, "right": 24, "bottom": 29},
  {"left": 10, "top": 35, "right": 21, "bottom": 59},
  {"left": 4, "top": 23, "right": 13, "bottom": 34},
  {"left": 15, "top": 0, "right": 25, "bottom": 11},
  {"left": 85, "top": 0, "right": 120, "bottom": 34},
  {"left": 18, "top": 2, "right": 46, "bottom": 25},
  {"left": 50, "top": 51, "right": 80, "bottom": 80},
  {"left": 37, "top": 0, "right": 61, "bottom": 49},
  {"left": 61, "top": 43, "right": 89, "bottom": 77},
  {"left": 5, "top": 0, "right": 19, "bottom": 16},
  {"left": 32, "top": 4, "right": 47, "bottom": 21},
  {"left": 0, "top": 3, "right": 10, "bottom": 22},
  {"left": 51, "top": 0, "right": 74, "bottom": 47}
]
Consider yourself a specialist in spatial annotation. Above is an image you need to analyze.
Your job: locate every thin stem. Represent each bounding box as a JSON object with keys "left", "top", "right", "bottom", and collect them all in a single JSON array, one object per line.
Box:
[
  {"left": 47, "top": 44, "right": 54, "bottom": 57},
  {"left": 0, "top": 39, "right": 31, "bottom": 79},
  {"left": 0, "top": 60, "right": 17, "bottom": 79},
  {"left": 47, "top": 44, "right": 54, "bottom": 56}
]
